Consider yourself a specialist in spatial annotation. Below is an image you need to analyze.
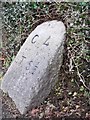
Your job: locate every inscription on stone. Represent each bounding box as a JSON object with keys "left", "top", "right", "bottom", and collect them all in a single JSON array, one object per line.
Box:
[{"left": 1, "top": 20, "right": 66, "bottom": 114}]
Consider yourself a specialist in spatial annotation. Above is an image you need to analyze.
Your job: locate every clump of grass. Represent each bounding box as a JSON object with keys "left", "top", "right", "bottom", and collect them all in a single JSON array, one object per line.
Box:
[{"left": 55, "top": 2, "right": 90, "bottom": 100}]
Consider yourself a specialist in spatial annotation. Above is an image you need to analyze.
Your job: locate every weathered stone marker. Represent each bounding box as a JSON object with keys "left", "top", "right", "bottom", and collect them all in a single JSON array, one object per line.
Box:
[{"left": 1, "top": 20, "right": 66, "bottom": 114}]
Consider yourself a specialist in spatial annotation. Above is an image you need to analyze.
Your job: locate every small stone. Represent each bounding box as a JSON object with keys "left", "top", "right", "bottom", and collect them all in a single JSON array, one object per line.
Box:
[
  {"left": 39, "top": 112, "right": 44, "bottom": 119},
  {"left": 73, "top": 92, "right": 77, "bottom": 97},
  {"left": 68, "top": 92, "right": 72, "bottom": 95},
  {"left": 76, "top": 105, "right": 80, "bottom": 109}
]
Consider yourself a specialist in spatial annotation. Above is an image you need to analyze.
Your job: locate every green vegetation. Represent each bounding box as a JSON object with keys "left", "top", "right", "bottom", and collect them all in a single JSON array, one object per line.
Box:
[{"left": 1, "top": 2, "right": 90, "bottom": 118}]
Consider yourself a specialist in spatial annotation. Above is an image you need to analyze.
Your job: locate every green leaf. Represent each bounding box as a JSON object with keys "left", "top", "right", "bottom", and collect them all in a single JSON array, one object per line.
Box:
[{"left": 80, "top": 86, "right": 84, "bottom": 92}]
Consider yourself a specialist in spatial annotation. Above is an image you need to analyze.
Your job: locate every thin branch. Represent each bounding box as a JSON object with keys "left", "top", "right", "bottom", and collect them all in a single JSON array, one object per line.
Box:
[{"left": 73, "top": 58, "right": 90, "bottom": 91}]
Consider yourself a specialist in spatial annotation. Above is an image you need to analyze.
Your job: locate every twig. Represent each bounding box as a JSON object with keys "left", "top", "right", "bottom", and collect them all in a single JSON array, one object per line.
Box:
[{"left": 73, "top": 58, "right": 90, "bottom": 91}]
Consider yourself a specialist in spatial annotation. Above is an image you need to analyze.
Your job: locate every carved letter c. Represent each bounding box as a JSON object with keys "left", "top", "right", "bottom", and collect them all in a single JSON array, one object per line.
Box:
[{"left": 31, "top": 35, "right": 39, "bottom": 44}]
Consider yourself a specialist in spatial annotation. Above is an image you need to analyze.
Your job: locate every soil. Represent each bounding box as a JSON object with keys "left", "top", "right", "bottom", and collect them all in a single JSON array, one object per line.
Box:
[{"left": 1, "top": 64, "right": 90, "bottom": 119}]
